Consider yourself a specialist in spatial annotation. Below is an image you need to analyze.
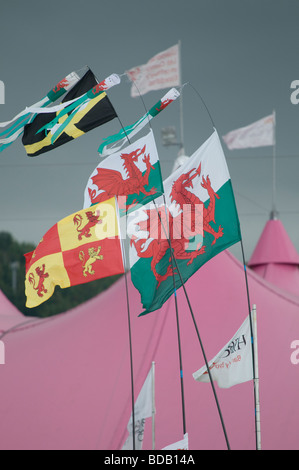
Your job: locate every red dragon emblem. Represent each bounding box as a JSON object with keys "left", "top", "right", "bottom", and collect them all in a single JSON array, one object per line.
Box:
[
  {"left": 28, "top": 264, "right": 49, "bottom": 298},
  {"left": 88, "top": 145, "right": 156, "bottom": 209},
  {"left": 73, "top": 210, "right": 102, "bottom": 240},
  {"left": 130, "top": 164, "right": 224, "bottom": 288},
  {"left": 52, "top": 78, "right": 69, "bottom": 95}
]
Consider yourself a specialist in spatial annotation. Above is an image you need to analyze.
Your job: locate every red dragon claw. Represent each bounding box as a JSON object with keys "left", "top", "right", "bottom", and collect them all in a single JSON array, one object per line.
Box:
[
  {"left": 143, "top": 153, "right": 155, "bottom": 170},
  {"left": 211, "top": 226, "right": 224, "bottom": 245}
]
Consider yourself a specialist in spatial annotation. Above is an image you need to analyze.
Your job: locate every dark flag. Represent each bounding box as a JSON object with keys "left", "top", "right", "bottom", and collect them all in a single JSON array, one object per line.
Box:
[{"left": 22, "top": 69, "right": 118, "bottom": 157}]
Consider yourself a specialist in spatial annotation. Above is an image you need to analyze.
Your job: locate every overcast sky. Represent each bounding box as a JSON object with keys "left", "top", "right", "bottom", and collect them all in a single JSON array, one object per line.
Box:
[{"left": 0, "top": 0, "right": 298, "bottom": 263}]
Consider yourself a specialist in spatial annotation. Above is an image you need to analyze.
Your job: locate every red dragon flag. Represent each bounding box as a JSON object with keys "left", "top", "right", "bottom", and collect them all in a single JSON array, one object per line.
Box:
[
  {"left": 129, "top": 130, "right": 241, "bottom": 315},
  {"left": 84, "top": 130, "right": 164, "bottom": 215},
  {"left": 25, "top": 197, "right": 124, "bottom": 308}
]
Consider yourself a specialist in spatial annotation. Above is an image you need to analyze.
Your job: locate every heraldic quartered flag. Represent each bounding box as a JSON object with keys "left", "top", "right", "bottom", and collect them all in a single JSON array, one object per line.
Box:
[
  {"left": 25, "top": 197, "right": 124, "bottom": 308},
  {"left": 129, "top": 130, "right": 241, "bottom": 316},
  {"left": 22, "top": 69, "right": 119, "bottom": 157},
  {"left": 84, "top": 130, "right": 164, "bottom": 215}
]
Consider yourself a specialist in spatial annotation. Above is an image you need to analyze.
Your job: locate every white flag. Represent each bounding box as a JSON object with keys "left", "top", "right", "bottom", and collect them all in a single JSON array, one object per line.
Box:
[
  {"left": 122, "top": 366, "right": 154, "bottom": 450},
  {"left": 127, "top": 44, "right": 180, "bottom": 97},
  {"left": 193, "top": 316, "right": 253, "bottom": 389},
  {"left": 222, "top": 114, "right": 275, "bottom": 149},
  {"left": 162, "top": 433, "right": 189, "bottom": 450}
]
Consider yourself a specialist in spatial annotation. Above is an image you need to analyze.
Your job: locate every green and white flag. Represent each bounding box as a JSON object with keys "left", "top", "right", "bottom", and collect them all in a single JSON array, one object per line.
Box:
[
  {"left": 98, "top": 88, "right": 180, "bottom": 157},
  {"left": 129, "top": 130, "right": 241, "bottom": 315},
  {"left": 84, "top": 129, "right": 163, "bottom": 215}
]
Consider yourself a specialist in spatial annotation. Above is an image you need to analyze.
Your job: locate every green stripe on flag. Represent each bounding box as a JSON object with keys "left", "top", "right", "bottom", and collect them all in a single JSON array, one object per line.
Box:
[{"left": 131, "top": 180, "right": 241, "bottom": 316}]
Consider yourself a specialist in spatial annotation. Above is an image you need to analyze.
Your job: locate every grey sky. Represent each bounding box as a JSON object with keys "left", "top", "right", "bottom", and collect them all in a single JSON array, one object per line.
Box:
[{"left": 0, "top": 0, "right": 298, "bottom": 263}]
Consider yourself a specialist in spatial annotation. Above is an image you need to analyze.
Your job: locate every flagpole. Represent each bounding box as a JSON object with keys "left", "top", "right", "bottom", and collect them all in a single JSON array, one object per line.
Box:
[
  {"left": 151, "top": 361, "right": 156, "bottom": 450},
  {"left": 252, "top": 304, "right": 261, "bottom": 450},
  {"left": 160, "top": 197, "right": 187, "bottom": 437},
  {"left": 178, "top": 40, "right": 185, "bottom": 152},
  {"left": 172, "top": 260, "right": 231, "bottom": 450},
  {"left": 271, "top": 110, "right": 277, "bottom": 219},
  {"left": 116, "top": 200, "right": 136, "bottom": 451},
  {"left": 240, "top": 239, "right": 260, "bottom": 450},
  {"left": 154, "top": 198, "right": 230, "bottom": 449}
]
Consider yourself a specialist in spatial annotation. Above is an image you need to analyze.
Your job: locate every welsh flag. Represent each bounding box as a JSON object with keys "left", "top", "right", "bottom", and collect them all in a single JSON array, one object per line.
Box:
[
  {"left": 84, "top": 130, "right": 163, "bottom": 215},
  {"left": 129, "top": 130, "right": 241, "bottom": 315}
]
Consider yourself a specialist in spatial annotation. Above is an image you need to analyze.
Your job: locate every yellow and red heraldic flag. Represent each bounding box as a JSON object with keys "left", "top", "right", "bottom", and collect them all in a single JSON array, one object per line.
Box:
[{"left": 25, "top": 197, "right": 124, "bottom": 308}]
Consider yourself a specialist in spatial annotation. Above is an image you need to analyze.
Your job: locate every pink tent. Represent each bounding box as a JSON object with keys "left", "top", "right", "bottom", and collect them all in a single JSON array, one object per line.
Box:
[
  {"left": 248, "top": 218, "right": 299, "bottom": 297},
  {"left": 0, "top": 290, "right": 28, "bottom": 333},
  {"left": 0, "top": 240, "right": 299, "bottom": 450}
]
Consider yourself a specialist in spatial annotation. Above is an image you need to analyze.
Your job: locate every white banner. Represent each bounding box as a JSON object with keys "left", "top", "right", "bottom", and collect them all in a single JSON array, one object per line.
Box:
[
  {"left": 122, "top": 366, "right": 154, "bottom": 450},
  {"left": 193, "top": 316, "right": 253, "bottom": 388},
  {"left": 127, "top": 44, "right": 180, "bottom": 97},
  {"left": 222, "top": 113, "right": 275, "bottom": 149},
  {"left": 162, "top": 433, "right": 189, "bottom": 450}
]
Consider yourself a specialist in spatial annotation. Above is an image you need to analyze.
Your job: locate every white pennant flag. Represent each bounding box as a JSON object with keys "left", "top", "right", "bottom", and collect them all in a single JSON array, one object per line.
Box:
[
  {"left": 127, "top": 44, "right": 180, "bottom": 97},
  {"left": 162, "top": 433, "right": 189, "bottom": 450},
  {"left": 122, "top": 365, "right": 155, "bottom": 450},
  {"left": 193, "top": 316, "right": 253, "bottom": 389},
  {"left": 222, "top": 113, "right": 275, "bottom": 150}
]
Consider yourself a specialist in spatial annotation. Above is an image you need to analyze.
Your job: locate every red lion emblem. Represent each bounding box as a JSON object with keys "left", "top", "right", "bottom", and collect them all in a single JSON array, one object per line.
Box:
[
  {"left": 73, "top": 210, "right": 102, "bottom": 241},
  {"left": 28, "top": 264, "right": 49, "bottom": 298}
]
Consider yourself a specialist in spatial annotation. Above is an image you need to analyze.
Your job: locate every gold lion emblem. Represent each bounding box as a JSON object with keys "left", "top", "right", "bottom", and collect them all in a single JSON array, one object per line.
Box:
[{"left": 79, "top": 246, "right": 103, "bottom": 277}]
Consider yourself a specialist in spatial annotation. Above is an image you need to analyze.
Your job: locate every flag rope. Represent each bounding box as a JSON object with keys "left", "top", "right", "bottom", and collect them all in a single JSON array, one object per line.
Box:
[{"left": 187, "top": 82, "right": 216, "bottom": 129}]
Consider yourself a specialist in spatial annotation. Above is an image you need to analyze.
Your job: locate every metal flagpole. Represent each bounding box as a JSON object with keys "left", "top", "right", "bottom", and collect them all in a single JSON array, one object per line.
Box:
[
  {"left": 116, "top": 198, "right": 136, "bottom": 451},
  {"left": 271, "top": 110, "right": 278, "bottom": 219},
  {"left": 151, "top": 361, "right": 156, "bottom": 450},
  {"left": 153, "top": 198, "right": 229, "bottom": 449},
  {"left": 252, "top": 304, "right": 261, "bottom": 450},
  {"left": 159, "top": 197, "right": 187, "bottom": 437},
  {"left": 240, "top": 240, "right": 260, "bottom": 450},
  {"left": 178, "top": 40, "right": 185, "bottom": 153}
]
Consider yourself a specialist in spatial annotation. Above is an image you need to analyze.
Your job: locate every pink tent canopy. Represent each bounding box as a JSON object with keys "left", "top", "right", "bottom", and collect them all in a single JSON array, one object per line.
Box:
[
  {"left": 248, "top": 218, "right": 299, "bottom": 297},
  {"left": 0, "top": 246, "right": 299, "bottom": 450},
  {"left": 0, "top": 290, "right": 29, "bottom": 333}
]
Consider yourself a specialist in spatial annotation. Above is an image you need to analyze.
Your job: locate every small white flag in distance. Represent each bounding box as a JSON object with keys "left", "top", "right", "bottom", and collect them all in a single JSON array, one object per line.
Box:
[
  {"left": 127, "top": 44, "right": 180, "bottom": 97},
  {"left": 162, "top": 433, "right": 189, "bottom": 450},
  {"left": 193, "top": 316, "right": 253, "bottom": 389},
  {"left": 222, "top": 113, "right": 275, "bottom": 150}
]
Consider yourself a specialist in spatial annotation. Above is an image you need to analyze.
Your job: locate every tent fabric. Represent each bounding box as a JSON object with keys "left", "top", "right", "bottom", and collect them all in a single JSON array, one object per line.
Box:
[
  {"left": 248, "top": 219, "right": 299, "bottom": 266},
  {"left": 0, "top": 290, "right": 23, "bottom": 317},
  {"left": 0, "top": 290, "right": 28, "bottom": 333},
  {"left": 0, "top": 249, "right": 299, "bottom": 450},
  {"left": 248, "top": 219, "right": 299, "bottom": 297}
]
